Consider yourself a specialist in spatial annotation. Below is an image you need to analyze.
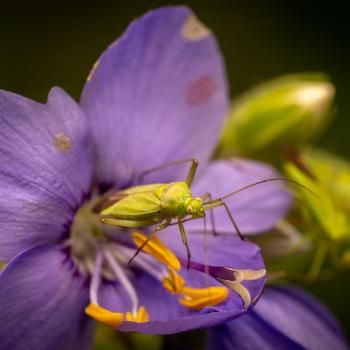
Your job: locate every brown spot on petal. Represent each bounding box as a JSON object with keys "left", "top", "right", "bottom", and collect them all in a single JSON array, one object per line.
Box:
[
  {"left": 181, "top": 15, "right": 210, "bottom": 41},
  {"left": 186, "top": 75, "right": 217, "bottom": 105},
  {"left": 55, "top": 132, "right": 71, "bottom": 152}
]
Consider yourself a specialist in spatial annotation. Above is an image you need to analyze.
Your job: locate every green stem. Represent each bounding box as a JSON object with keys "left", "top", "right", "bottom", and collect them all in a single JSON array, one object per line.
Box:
[{"left": 307, "top": 240, "right": 328, "bottom": 282}]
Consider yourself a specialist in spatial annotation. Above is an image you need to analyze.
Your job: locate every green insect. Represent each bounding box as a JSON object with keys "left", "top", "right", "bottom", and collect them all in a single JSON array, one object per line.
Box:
[{"left": 95, "top": 159, "right": 300, "bottom": 267}]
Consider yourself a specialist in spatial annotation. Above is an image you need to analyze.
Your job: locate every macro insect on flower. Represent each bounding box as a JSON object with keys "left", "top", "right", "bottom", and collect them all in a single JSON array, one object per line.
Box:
[
  {"left": 0, "top": 6, "right": 291, "bottom": 349},
  {"left": 97, "top": 158, "right": 296, "bottom": 269}
]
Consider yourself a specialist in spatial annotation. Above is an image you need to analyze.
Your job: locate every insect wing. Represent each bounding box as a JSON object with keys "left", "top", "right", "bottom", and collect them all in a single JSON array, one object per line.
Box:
[
  {"left": 94, "top": 183, "right": 165, "bottom": 213},
  {"left": 123, "top": 183, "right": 165, "bottom": 195},
  {"left": 100, "top": 190, "right": 163, "bottom": 219}
]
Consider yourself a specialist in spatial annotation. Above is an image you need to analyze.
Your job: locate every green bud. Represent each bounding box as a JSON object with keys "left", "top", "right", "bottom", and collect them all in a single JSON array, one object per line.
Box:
[
  {"left": 307, "top": 150, "right": 350, "bottom": 213},
  {"left": 284, "top": 150, "right": 350, "bottom": 241},
  {"left": 218, "top": 73, "right": 335, "bottom": 158}
]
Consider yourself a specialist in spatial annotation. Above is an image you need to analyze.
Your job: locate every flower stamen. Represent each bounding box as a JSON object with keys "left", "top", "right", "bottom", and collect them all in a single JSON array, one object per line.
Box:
[
  {"left": 132, "top": 232, "right": 181, "bottom": 270},
  {"left": 85, "top": 247, "right": 149, "bottom": 326},
  {"left": 85, "top": 251, "right": 124, "bottom": 328},
  {"left": 104, "top": 250, "right": 140, "bottom": 317},
  {"left": 114, "top": 244, "right": 166, "bottom": 281},
  {"left": 125, "top": 306, "right": 149, "bottom": 322},
  {"left": 179, "top": 286, "right": 229, "bottom": 309},
  {"left": 162, "top": 268, "right": 185, "bottom": 294},
  {"left": 89, "top": 251, "right": 103, "bottom": 305},
  {"left": 85, "top": 304, "right": 124, "bottom": 328}
]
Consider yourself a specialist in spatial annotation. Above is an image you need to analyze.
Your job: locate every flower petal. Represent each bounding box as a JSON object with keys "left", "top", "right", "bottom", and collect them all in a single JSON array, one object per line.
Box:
[
  {"left": 161, "top": 231, "right": 266, "bottom": 307},
  {"left": 161, "top": 231, "right": 264, "bottom": 271},
  {"left": 207, "top": 311, "right": 301, "bottom": 350},
  {"left": 135, "top": 271, "right": 262, "bottom": 334},
  {"left": 208, "top": 286, "right": 348, "bottom": 350},
  {"left": 190, "top": 159, "right": 292, "bottom": 234},
  {"left": 81, "top": 6, "right": 228, "bottom": 188},
  {"left": 0, "top": 87, "right": 93, "bottom": 260},
  {"left": 0, "top": 245, "right": 94, "bottom": 350},
  {"left": 99, "top": 236, "right": 265, "bottom": 334}
]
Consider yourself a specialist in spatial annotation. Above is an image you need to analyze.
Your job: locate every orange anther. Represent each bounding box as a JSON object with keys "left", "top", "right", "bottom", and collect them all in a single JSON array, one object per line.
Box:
[
  {"left": 162, "top": 268, "right": 185, "bottom": 294},
  {"left": 179, "top": 286, "right": 229, "bottom": 310},
  {"left": 125, "top": 306, "right": 149, "bottom": 323},
  {"left": 85, "top": 304, "right": 123, "bottom": 327},
  {"left": 132, "top": 232, "right": 180, "bottom": 270}
]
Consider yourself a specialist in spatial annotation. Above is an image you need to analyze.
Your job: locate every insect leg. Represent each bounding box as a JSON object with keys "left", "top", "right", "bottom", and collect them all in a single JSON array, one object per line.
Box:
[
  {"left": 203, "top": 215, "right": 210, "bottom": 280},
  {"left": 128, "top": 222, "right": 169, "bottom": 266},
  {"left": 137, "top": 158, "right": 199, "bottom": 185},
  {"left": 100, "top": 218, "right": 127, "bottom": 226},
  {"left": 185, "top": 159, "right": 199, "bottom": 187},
  {"left": 178, "top": 219, "right": 191, "bottom": 269},
  {"left": 200, "top": 192, "right": 211, "bottom": 201},
  {"left": 201, "top": 192, "right": 217, "bottom": 235},
  {"left": 203, "top": 200, "right": 245, "bottom": 240},
  {"left": 100, "top": 217, "right": 158, "bottom": 228},
  {"left": 169, "top": 215, "right": 197, "bottom": 225},
  {"left": 220, "top": 201, "right": 245, "bottom": 240}
]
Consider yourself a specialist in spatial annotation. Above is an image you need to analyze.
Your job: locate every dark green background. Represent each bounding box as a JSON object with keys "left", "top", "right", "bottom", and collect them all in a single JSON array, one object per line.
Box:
[{"left": 1, "top": 0, "right": 349, "bottom": 343}]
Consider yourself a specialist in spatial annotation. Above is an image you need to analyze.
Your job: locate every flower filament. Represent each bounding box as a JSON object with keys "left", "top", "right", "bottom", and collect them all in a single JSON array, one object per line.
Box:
[{"left": 85, "top": 248, "right": 149, "bottom": 327}]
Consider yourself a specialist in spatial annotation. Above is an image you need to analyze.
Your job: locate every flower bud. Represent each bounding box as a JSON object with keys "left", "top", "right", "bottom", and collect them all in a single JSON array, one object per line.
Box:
[
  {"left": 308, "top": 150, "right": 350, "bottom": 213},
  {"left": 218, "top": 74, "right": 335, "bottom": 158}
]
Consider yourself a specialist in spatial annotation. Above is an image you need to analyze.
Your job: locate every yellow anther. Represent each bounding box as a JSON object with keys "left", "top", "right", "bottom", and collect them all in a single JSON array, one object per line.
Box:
[
  {"left": 179, "top": 286, "right": 229, "bottom": 310},
  {"left": 162, "top": 268, "right": 186, "bottom": 294},
  {"left": 85, "top": 303, "right": 123, "bottom": 328},
  {"left": 125, "top": 306, "right": 149, "bottom": 323},
  {"left": 132, "top": 232, "right": 181, "bottom": 270}
]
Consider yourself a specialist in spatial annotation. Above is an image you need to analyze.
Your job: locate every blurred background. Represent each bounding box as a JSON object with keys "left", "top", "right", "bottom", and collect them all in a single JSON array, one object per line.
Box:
[{"left": 1, "top": 0, "right": 349, "bottom": 348}]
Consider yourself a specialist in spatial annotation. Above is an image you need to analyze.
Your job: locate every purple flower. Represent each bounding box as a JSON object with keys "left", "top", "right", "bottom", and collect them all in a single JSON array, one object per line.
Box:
[
  {"left": 208, "top": 286, "right": 349, "bottom": 350},
  {"left": 0, "top": 6, "right": 291, "bottom": 349}
]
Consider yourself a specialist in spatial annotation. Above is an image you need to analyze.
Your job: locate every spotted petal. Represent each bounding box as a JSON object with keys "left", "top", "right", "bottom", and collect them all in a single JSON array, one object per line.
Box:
[
  {"left": 0, "top": 87, "right": 93, "bottom": 261},
  {"left": 208, "top": 286, "right": 348, "bottom": 350},
  {"left": 81, "top": 6, "right": 228, "bottom": 189},
  {"left": 0, "top": 245, "right": 94, "bottom": 350}
]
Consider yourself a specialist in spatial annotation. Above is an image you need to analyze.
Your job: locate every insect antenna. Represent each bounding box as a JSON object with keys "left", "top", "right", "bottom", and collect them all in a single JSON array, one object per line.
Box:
[
  {"left": 204, "top": 177, "right": 317, "bottom": 204},
  {"left": 200, "top": 177, "right": 316, "bottom": 242},
  {"left": 203, "top": 215, "right": 210, "bottom": 285}
]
